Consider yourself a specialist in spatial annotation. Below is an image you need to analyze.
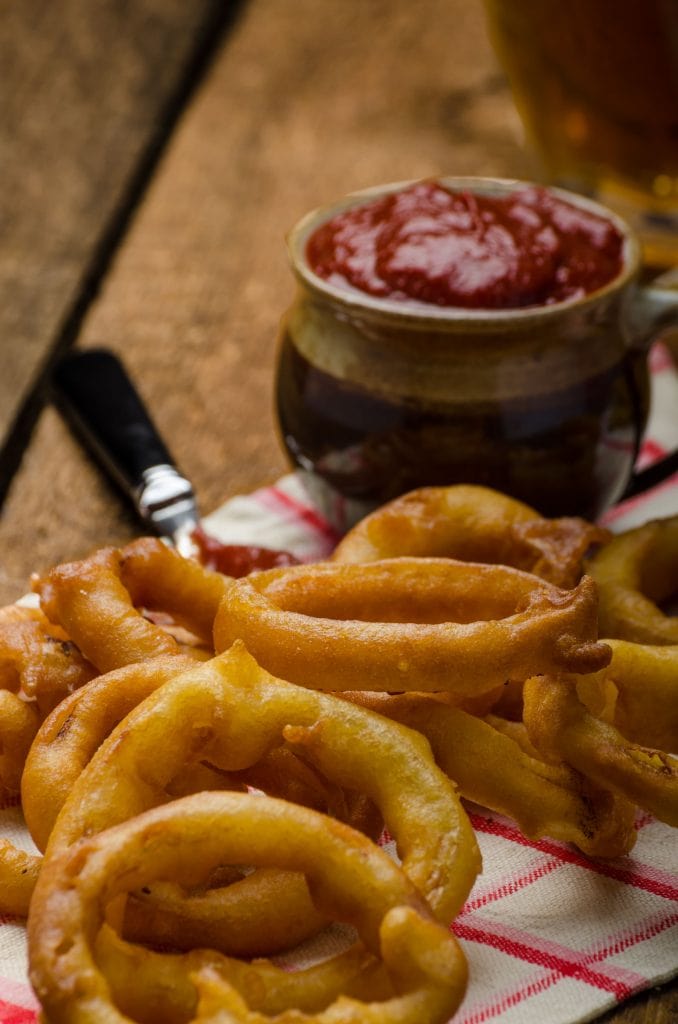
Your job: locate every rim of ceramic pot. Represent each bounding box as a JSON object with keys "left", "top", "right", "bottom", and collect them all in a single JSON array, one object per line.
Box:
[{"left": 286, "top": 176, "right": 641, "bottom": 329}]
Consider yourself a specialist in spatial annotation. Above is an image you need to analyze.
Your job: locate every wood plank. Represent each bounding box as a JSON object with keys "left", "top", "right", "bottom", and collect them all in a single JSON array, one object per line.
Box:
[
  {"left": 0, "top": 0, "right": 234, "bottom": 487},
  {"left": 0, "top": 0, "right": 532, "bottom": 601},
  {"left": 598, "top": 984, "right": 678, "bottom": 1024},
  {"left": 0, "top": 5, "right": 676, "bottom": 1020}
]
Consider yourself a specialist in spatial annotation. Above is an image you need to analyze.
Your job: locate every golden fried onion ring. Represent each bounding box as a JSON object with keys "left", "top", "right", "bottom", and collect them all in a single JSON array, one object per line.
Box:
[
  {"left": 0, "top": 840, "right": 41, "bottom": 917},
  {"left": 122, "top": 747, "right": 381, "bottom": 958},
  {"left": 332, "top": 484, "right": 608, "bottom": 588},
  {"left": 0, "top": 604, "right": 95, "bottom": 798},
  {"left": 21, "top": 654, "right": 357, "bottom": 955},
  {"left": 523, "top": 674, "right": 678, "bottom": 827},
  {"left": 35, "top": 537, "right": 227, "bottom": 672},
  {"left": 21, "top": 655, "right": 194, "bottom": 851},
  {"left": 586, "top": 516, "right": 678, "bottom": 643},
  {"left": 343, "top": 692, "right": 636, "bottom": 858},
  {"left": 576, "top": 639, "right": 678, "bottom": 753},
  {"left": 93, "top": 924, "right": 391, "bottom": 1023},
  {"left": 0, "top": 604, "right": 95, "bottom": 715},
  {"left": 2, "top": 657, "right": 211, "bottom": 921},
  {"left": 214, "top": 559, "right": 610, "bottom": 695},
  {"left": 43, "top": 643, "right": 480, "bottom": 927},
  {"left": 0, "top": 605, "right": 95, "bottom": 913},
  {"left": 0, "top": 690, "right": 40, "bottom": 798},
  {"left": 29, "top": 792, "right": 468, "bottom": 1024}
]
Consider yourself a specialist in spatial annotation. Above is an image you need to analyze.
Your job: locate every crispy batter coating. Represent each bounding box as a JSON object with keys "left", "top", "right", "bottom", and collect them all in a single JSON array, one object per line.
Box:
[
  {"left": 342, "top": 691, "right": 636, "bottom": 858},
  {"left": 587, "top": 516, "right": 678, "bottom": 642},
  {"left": 0, "top": 690, "right": 40, "bottom": 798},
  {"left": 523, "top": 675, "right": 678, "bottom": 827},
  {"left": 34, "top": 537, "right": 227, "bottom": 672},
  {"left": 43, "top": 644, "right": 480, "bottom": 928},
  {"left": 94, "top": 925, "right": 390, "bottom": 1023},
  {"left": 576, "top": 639, "right": 678, "bottom": 752},
  {"left": 29, "top": 792, "right": 468, "bottom": 1024},
  {"left": 22, "top": 655, "right": 194, "bottom": 850},
  {"left": 0, "top": 603, "right": 96, "bottom": 808},
  {"left": 0, "top": 605, "right": 95, "bottom": 715},
  {"left": 0, "top": 839, "right": 41, "bottom": 917},
  {"left": 215, "top": 558, "right": 610, "bottom": 694},
  {"left": 12, "top": 502, "right": 678, "bottom": 1023},
  {"left": 333, "top": 485, "right": 608, "bottom": 587},
  {"left": 20, "top": 653, "right": 377, "bottom": 956}
]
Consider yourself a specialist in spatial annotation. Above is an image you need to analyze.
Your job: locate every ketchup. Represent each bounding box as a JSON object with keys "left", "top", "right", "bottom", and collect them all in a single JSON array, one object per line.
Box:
[
  {"left": 192, "top": 525, "right": 299, "bottom": 577},
  {"left": 306, "top": 181, "right": 624, "bottom": 309}
]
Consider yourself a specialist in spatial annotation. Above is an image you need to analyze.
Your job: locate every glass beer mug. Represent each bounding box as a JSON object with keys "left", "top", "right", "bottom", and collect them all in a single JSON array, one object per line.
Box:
[{"left": 483, "top": 0, "right": 678, "bottom": 268}]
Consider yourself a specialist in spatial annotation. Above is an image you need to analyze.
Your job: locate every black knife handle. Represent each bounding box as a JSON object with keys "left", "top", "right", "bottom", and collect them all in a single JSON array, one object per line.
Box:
[{"left": 51, "top": 348, "right": 174, "bottom": 497}]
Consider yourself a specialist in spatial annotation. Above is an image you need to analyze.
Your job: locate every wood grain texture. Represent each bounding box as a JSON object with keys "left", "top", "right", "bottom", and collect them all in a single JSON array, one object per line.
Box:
[
  {"left": 0, "top": 0, "right": 532, "bottom": 599},
  {"left": 0, "top": 0, "right": 229, "bottom": 477},
  {"left": 598, "top": 983, "right": 678, "bottom": 1024},
  {"left": 0, "top": 6, "right": 676, "bottom": 1019}
]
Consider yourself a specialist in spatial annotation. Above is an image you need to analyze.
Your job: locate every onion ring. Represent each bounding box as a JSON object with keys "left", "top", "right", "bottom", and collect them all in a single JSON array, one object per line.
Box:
[
  {"left": 21, "top": 653, "right": 360, "bottom": 955},
  {"left": 21, "top": 655, "right": 194, "bottom": 851},
  {"left": 34, "top": 537, "right": 227, "bottom": 671},
  {"left": 332, "top": 485, "right": 608, "bottom": 588},
  {"left": 0, "top": 690, "right": 40, "bottom": 798},
  {"left": 0, "top": 605, "right": 95, "bottom": 912},
  {"left": 119, "top": 537, "right": 229, "bottom": 638},
  {"left": 0, "top": 604, "right": 95, "bottom": 716},
  {"left": 0, "top": 604, "right": 95, "bottom": 799},
  {"left": 214, "top": 559, "right": 610, "bottom": 695},
  {"left": 3, "top": 656, "right": 228, "bottom": 921},
  {"left": 342, "top": 691, "right": 636, "bottom": 858},
  {"left": 0, "top": 839, "right": 40, "bottom": 917},
  {"left": 575, "top": 639, "right": 678, "bottom": 752},
  {"left": 523, "top": 674, "right": 678, "bottom": 827},
  {"left": 43, "top": 643, "right": 479, "bottom": 927},
  {"left": 484, "top": 714, "right": 544, "bottom": 758},
  {"left": 121, "top": 749, "right": 381, "bottom": 958},
  {"left": 29, "top": 792, "right": 468, "bottom": 1024},
  {"left": 586, "top": 515, "right": 678, "bottom": 643},
  {"left": 120, "top": 867, "right": 328, "bottom": 961},
  {"left": 93, "top": 925, "right": 390, "bottom": 1023}
]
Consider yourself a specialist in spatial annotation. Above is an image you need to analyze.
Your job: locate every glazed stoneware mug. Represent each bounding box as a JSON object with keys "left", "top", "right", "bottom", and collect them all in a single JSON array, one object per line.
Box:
[{"left": 275, "top": 177, "right": 678, "bottom": 524}]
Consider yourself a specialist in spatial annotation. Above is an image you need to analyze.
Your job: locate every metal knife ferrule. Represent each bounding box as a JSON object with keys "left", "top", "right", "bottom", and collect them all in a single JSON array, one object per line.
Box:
[{"left": 136, "top": 463, "right": 199, "bottom": 539}]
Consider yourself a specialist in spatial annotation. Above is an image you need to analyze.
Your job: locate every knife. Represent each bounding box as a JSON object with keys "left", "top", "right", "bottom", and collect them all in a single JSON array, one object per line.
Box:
[{"left": 51, "top": 348, "right": 199, "bottom": 557}]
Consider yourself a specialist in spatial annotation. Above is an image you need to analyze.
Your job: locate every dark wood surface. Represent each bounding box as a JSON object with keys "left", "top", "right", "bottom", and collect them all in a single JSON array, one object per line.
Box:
[
  {"left": 0, "top": 1, "right": 675, "bottom": 1020},
  {"left": 0, "top": 0, "right": 535, "bottom": 600},
  {"left": 0, "top": 0, "right": 233, "bottom": 490}
]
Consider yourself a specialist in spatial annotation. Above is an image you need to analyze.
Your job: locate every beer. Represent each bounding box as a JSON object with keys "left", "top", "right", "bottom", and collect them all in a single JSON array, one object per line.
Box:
[{"left": 484, "top": 0, "right": 678, "bottom": 266}]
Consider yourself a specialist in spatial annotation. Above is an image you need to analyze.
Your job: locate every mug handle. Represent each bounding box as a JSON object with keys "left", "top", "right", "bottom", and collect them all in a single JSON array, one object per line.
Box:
[{"left": 622, "top": 268, "right": 678, "bottom": 500}]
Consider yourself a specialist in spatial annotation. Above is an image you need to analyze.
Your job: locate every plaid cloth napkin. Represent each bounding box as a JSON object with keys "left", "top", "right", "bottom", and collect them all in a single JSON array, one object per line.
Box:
[{"left": 2, "top": 342, "right": 678, "bottom": 1024}]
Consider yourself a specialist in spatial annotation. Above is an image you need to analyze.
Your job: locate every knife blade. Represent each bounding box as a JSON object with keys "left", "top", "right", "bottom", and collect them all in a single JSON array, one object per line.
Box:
[{"left": 51, "top": 348, "right": 199, "bottom": 557}]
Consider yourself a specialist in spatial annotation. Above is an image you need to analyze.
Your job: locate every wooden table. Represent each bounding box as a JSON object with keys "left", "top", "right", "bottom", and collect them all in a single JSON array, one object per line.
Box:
[{"left": 1, "top": 2, "right": 675, "bottom": 1020}]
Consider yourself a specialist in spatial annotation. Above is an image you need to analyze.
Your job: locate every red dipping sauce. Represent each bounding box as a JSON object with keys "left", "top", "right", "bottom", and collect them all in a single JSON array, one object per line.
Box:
[
  {"left": 192, "top": 525, "right": 299, "bottom": 577},
  {"left": 306, "top": 181, "right": 624, "bottom": 309}
]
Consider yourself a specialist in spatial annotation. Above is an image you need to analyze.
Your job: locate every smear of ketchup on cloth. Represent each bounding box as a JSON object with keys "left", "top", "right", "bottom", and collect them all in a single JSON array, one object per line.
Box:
[{"left": 192, "top": 525, "right": 299, "bottom": 576}]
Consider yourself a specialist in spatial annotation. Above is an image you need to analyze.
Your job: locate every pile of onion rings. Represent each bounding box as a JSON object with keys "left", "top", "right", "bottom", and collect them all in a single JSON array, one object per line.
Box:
[
  {"left": 30, "top": 791, "right": 468, "bottom": 1024},
  {"left": 0, "top": 484, "right": 674, "bottom": 1023}
]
